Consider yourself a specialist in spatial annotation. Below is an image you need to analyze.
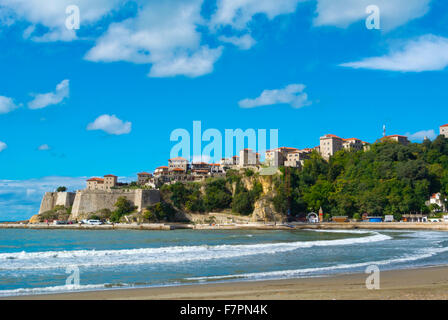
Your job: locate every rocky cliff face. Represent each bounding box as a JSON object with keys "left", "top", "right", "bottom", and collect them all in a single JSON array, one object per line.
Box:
[{"left": 252, "top": 197, "right": 283, "bottom": 222}]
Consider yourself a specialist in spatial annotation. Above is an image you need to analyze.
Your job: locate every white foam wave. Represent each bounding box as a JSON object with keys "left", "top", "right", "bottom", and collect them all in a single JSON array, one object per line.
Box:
[
  {"left": 0, "top": 232, "right": 390, "bottom": 271},
  {"left": 186, "top": 246, "right": 448, "bottom": 282},
  {"left": 0, "top": 283, "right": 107, "bottom": 297},
  {"left": 304, "top": 229, "right": 371, "bottom": 234}
]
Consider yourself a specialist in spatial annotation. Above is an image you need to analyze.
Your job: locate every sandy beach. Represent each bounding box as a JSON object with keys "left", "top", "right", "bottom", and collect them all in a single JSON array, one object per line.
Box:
[{"left": 6, "top": 265, "right": 448, "bottom": 300}]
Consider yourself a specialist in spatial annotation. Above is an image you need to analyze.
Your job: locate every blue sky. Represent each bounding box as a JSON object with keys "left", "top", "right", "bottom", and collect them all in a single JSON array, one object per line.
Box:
[{"left": 0, "top": 0, "right": 447, "bottom": 220}]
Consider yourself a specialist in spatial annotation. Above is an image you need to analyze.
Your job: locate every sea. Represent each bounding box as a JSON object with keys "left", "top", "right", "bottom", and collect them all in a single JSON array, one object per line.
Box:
[{"left": 1, "top": 228, "right": 448, "bottom": 297}]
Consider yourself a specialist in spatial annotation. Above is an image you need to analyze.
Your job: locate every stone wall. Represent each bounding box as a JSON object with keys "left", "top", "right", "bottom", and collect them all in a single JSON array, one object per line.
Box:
[
  {"left": 38, "top": 192, "right": 76, "bottom": 214},
  {"left": 69, "top": 189, "right": 160, "bottom": 220}
]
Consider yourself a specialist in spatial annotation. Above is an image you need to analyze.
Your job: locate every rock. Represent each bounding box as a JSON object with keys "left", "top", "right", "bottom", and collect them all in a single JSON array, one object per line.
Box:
[
  {"left": 29, "top": 214, "right": 41, "bottom": 224},
  {"left": 252, "top": 197, "right": 282, "bottom": 222}
]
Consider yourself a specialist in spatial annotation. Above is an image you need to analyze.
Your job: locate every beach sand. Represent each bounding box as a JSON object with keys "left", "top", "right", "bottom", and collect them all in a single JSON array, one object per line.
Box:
[{"left": 7, "top": 265, "right": 448, "bottom": 300}]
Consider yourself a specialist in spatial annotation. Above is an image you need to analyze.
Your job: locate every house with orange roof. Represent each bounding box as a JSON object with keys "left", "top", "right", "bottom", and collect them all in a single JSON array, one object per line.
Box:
[
  {"left": 86, "top": 175, "right": 118, "bottom": 190},
  {"left": 319, "top": 134, "right": 344, "bottom": 160},
  {"left": 440, "top": 124, "right": 448, "bottom": 138},
  {"left": 380, "top": 135, "right": 410, "bottom": 146},
  {"left": 137, "top": 172, "right": 153, "bottom": 185},
  {"left": 265, "top": 147, "right": 299, "bottom": 167},
  {"left": 168, "top": 156, "right": 189, "bottom": 172}
]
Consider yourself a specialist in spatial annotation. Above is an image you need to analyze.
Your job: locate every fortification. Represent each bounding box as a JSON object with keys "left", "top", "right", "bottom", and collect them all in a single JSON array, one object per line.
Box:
[
  {"left": 38, "top": 192, "right": 76, "bottom": 214},
  {"left": 69, "top": 189, "right": 160, "bottom": 220}
]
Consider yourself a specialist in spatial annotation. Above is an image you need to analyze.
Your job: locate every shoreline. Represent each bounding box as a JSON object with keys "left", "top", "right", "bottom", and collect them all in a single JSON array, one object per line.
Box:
[
  {"left": 2, "top": 221, "right": 448, "bottom": 231},
  {"left": 5, "top": 265, "right": 448, "bottom": 300}
]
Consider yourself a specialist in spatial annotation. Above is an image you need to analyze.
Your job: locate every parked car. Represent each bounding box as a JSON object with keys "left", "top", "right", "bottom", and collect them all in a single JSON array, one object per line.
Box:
[
  {"left": 53, "top": 220, "right": 67, "bottom": 225},
  {"left": 87, "top": 219, "right": 103, "bottom": 225}
]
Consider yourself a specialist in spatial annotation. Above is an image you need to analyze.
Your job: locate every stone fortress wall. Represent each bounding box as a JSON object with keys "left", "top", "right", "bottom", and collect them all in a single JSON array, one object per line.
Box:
[
  {"left": 38, "top": 192, "right": 77, "bottom": 214},
  {"left": 38, "top": 190, "right": 160, "bottom": 221}
]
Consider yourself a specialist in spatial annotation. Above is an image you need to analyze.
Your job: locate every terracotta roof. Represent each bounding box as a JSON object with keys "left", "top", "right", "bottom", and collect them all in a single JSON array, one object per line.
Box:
[
  {"left": 321, "top": 134, "right": 342, "bottom": 139},
  {"left": 87, "top": 178, "right": 104, "bottom": 182},
  {"left": 440, "top": 124, "right": 448, "bottom": 127},
  {"left": 343, "top": 138, "right": 360, "bottom": 141},
  {"left": 104, "top": 174, "right": 117, "bottom": 177},
  {"left": 169, "top": 157, "right": 187, "bottom": 161},
  {"left": 156, "top": 166, "right": 168, "bottom": 169},
  {"left": 172, "top": 168, "right": 185, "bottom": 172},
  {"left": 138, "top": 172, "right": 152, "bottom": 175},
  {"left": 382, "top": 135, "right": 408, "bottom": 139}
]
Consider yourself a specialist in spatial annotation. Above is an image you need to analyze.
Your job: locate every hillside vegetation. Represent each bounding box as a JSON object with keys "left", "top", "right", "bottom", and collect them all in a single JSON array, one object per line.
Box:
[{"left": 160, "top": 136, "right": 448, "bottom": 221}]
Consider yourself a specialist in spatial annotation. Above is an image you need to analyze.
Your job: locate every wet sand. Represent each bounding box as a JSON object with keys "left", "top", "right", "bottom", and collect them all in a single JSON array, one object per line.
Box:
[{"left": 7, "top": 265, "right": 448, "bottom": 300}]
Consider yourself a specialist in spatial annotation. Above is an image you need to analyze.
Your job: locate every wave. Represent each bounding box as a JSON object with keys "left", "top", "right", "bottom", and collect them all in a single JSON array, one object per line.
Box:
[
  {"left": 0, "top": 283, "right": 108, "bottom": 297},
  {"left": 0, "top": 232, "right": 391, "bottom": 271},
  {"left": 186, "top": 246, "right": 448, "bottom": 282}
]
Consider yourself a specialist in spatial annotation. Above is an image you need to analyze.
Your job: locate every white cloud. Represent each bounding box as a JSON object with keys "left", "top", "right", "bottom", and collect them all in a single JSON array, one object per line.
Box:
[
  {"left": 0, "top": 95, "right": 19, "bottom": 114},
  {"left": 0, "top": 141, "right": 7, "bottom": 152},
  {"left": 85, "top": 0, "right": 223, "bottom": 78},
  {"left": 313, "top": 0, "right": 431, "bottom": 30},
  {"left": 28, "top": 79, "right": 70, "bottom": 109},
  {"left": 239, "top": 84, "right": 312, "bottom": 109},
  {"left": 218, "top": 34, "right": 256, "bottom": 50},
  {"left": 0, "top": 0, "right": 123, "bottom": 42},
  {"left": 340, "top": 35, "right": 448, "bottom": 72},
  {"left": 211, "top": 0, "right": 302, "bottom": 30},
  {"left": 406, "top": 129, "right": 437, "bottom": 142},
  {"left": 38, "top": 144, "right": 50, "bottom": 151},
  {"left": 0, "top": 176, "right": 87, "bottom": 221},
  {"left": 87, "top": 114, "right": 132, "bottom": 135}
]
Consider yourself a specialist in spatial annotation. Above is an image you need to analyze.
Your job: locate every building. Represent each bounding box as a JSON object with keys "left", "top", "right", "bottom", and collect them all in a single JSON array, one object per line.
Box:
[
  {"left": 86, "top": 175, "right": 117, "bottom": 191},
  {"left": 137, "top": 172, "right": 153, "bottom": 185},
  {"left": 440, "top": 124, "right": 448, "bottom": 138},
  {"left": 220, "top": 155, "right": 239, "bottom": 167},
  {"left": 342, "top": 138, "right": 364, "bottom": 151},
  {"left": 154, "top": 166, "right": 169, "bottom": 176},
  {"left": 191, "top": 162, "right": 211, "bottom": 172},
  {"left": 168, "top": 157, "right": 189, "bottom": 172},
  {"left": 265, "top": 147, "right": 299, "bottom": 167},
  {"left": 284, "top": 149, "right": 312, "bottom": 168},
  {"left": 210, "top": 163, "right": 225, "bottom": 174},
  {"left": 380, "top": 135, "right": 410, "bottom": 146},
  {"left": 239, "top": 149, "right": 260, "bottom": 167},
  {"left": 320, "top": 134, "right": 344, "bottom": 160},
  {"left": 427, "top": 193, "right": 446, "bottom": 212}
]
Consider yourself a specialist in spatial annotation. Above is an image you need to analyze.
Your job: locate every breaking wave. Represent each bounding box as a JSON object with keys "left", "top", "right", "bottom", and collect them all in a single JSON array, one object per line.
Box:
[{"left": 0, "top": 232, "right": 391, "bottom": 271}]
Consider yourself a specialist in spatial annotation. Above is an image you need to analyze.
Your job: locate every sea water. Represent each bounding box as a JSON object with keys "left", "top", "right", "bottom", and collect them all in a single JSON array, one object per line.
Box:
[{"left": 1, "top": 228, "right": 448, "bottom": 296}]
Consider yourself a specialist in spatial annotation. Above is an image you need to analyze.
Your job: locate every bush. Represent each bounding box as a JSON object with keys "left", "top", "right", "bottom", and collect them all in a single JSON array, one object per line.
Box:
[
  {"left": 204, "top": 179, "right": 232, "bottom": 211},
  {"left": 56, "top": 186, "right": 67, "bottom": 192},
  {"left": 110, "top": 197, "right": 136, "bottom": 222},
  {"left": 145, "top": 202, "right": 176, "bottom": 222},
  {"left": 232, "top": 191, "right": 254, "bottom": 215}
]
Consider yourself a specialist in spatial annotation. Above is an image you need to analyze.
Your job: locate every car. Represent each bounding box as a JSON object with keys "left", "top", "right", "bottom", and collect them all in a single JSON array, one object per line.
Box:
[{"left": 87, "top": 219, "right": 103, "bottom": 225}]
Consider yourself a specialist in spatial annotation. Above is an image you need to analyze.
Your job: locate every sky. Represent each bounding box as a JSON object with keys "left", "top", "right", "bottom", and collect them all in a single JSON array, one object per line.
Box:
[{"left": 0, "top": 0, "right": 447, "bottom": 220}]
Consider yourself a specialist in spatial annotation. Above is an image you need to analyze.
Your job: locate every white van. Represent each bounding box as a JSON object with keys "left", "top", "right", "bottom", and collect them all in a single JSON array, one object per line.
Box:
[{"left": 87, "top": 220, "right": 103, "bottom": 225}]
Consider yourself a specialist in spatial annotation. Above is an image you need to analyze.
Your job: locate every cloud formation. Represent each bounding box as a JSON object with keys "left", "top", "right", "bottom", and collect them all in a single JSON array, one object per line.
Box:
[
  {"left": 239, "top": 84, "right": 311, "bottom": 109},
  {"left": 37, "top": 144, "right": 50, "bottom": 151},
  {"left": 313, "top": 0, "right": 431, "bottom": 30},
  {"left": 0, "top": 96, "right": 20, "bottom": 114},
  {"left": 0, "top": 0, "right": 123, "bottom": 42},
  {"left": 0, "top": 141, "right": 7, "bottom": 152},
  {"left": 218, "top": 34, "right": 256, "bottom": 50},
  {"left": 406, "top": 129, "right": 437, "bottom": 141},
  {"left": 85, "top": 0, "right": 224, "bottom": 78},
  {"left": 340, "top": 35, "right": 448, "bottom": 72},
  {"left": 87, "top": 114, "right": 132, "bottom": 135},
  {"left": 28, "top": 79, "right": 70, "bottom": 109}
]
